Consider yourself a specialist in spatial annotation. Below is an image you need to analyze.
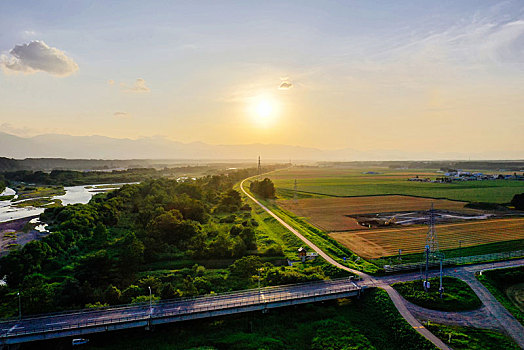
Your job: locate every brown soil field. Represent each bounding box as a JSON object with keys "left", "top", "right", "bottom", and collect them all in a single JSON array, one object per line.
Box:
[
  {"left": 329, "top": 218, "right": 524, "bottom": 259},
  {"left": 278, "top": 195, "right": 476, "bottom": 232}
]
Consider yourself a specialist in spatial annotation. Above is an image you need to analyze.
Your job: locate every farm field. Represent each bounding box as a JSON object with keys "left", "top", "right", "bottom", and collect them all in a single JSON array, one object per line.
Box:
[
  {"left": 329, "top": 218, "right": 524, "bottom": 259},
  {"left": 269, "top": 167, "right": 524, "bottom": 203},
  {"left": 277, "top": 195, "right": 478, "bottom": 231}
]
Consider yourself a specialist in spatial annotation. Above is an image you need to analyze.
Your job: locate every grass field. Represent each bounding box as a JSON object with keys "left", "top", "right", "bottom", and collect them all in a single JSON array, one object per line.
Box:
[
  {"left": 269, "top": 167, "right": 524, "bottom": 203},
  {"left": 392, "top": 276, "right": 481, "bottom": 312},
  {"left": 426, "top": 323, "right": 520, "bottom": 350},
  {"left": 330, "top": 218, "right": 524, "bottom": 259},
  {"left": 477, "top": 266, "right": 524, "bottom": 325},
  {"left": 278, "top": 195, "right": 477, "bottom": 232}
]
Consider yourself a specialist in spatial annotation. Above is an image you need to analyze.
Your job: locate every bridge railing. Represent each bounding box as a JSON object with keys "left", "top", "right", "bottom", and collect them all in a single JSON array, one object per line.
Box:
[
  {"left": 0, "top": 277, "right": 354, "bottom": 324},
  {"left": 2, "top": 279, "right": 360, "bottom": 338}
]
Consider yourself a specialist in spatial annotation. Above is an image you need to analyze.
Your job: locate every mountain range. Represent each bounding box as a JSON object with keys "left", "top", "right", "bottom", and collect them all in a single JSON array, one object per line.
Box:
[{"left": 0, "top": 132, "right": 521, "bottom": 161}]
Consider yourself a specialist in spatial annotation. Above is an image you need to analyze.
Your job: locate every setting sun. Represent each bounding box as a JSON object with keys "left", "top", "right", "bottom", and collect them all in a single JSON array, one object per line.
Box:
[
  {"left": 249, "top": 96, "right": 279, "bottom": 127},
  {"left": 256, "top": 100, "right": 273, "bottom": 118}
]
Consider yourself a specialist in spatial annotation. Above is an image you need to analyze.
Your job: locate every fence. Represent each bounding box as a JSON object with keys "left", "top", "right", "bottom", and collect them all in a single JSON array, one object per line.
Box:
[
  {"left": 1, "top": 278, "right": 360, "bottom": 340},
  {"left": 384, "top": 250, "right": 524, "bottom": 273}
]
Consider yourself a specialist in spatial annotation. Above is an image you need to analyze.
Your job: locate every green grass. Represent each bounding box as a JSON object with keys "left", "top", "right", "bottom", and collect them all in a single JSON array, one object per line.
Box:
[
  {"left": 477, "top": 266, "right": 524, "bottom": 325},
  {"left": 15, "top": 186, "right": 65, "bottom": 201},
  {"left": 240, "top": 179, "right": 380, "bottom": 275},
  {"left": 426, "top": 323, "right": 520, "bottom": 350},
  {"left": 12, "top": 198, "right": 62, "bottom": 208},
  {"left": 269, "top": 167, "right": 524, "bottom": 203},
  {"left": 392, "top": 276, "right": 482, "bottom": 311},
  {"left": 81, "top": 289, "right": 436, "bottom": 350}
]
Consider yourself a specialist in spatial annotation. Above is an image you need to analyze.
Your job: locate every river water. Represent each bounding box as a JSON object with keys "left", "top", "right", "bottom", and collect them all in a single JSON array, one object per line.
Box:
[{"left": 0, "top": 183, "right": 131, "bottom": 223}]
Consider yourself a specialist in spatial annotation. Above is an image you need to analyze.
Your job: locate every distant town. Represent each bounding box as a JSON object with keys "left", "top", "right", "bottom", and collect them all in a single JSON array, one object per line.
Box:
[{"left": 409, "top": 170, "right": 524, "bottom": 183}]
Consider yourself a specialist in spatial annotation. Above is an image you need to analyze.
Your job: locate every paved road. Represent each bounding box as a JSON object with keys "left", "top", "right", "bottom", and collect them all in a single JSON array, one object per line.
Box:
[
  {"left": 0, "top": 278, "right": 359, "bottom": 339},
  {"left": 449, "top": 265, "right": 524, "bottom": 348},
  {"left": 241, "top": 177, "right": 524, "bottom": 349},
  {"left": 240, "top": 178, "right": 451, "bottom": 350}
]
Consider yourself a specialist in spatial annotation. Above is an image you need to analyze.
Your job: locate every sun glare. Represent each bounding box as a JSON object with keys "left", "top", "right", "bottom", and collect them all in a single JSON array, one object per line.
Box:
[{"left": 249, "top": 96, "right": 278, "bottom": 127}]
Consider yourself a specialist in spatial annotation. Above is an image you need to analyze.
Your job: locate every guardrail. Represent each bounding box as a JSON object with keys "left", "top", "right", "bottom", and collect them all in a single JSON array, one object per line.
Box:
[
  {"left": 1, "top": 278, "right": 360, "bottom": 340},
  {"left": 384, "top": 250, "right": 524, "bottom": 273}
]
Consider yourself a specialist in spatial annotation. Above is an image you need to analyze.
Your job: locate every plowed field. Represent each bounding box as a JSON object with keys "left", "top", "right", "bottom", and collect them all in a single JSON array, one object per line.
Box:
[{"left": 329, "top": 218, "right": 524, "bottom": 259}]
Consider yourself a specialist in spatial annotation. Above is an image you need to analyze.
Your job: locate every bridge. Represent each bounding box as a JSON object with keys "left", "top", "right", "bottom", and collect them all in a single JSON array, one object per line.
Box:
[{"left": 0, "top": 278, "right": 361, "bottom": 345}]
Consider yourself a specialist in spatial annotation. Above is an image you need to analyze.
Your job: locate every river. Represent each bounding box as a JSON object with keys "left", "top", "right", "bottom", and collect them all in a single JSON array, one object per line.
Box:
[{"left": 0, "top": 183, "right": 132, "bottom": 223}]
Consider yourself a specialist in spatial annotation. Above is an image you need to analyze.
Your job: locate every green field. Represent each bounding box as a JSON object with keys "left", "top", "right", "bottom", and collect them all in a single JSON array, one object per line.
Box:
[
  {"left": 426, "top": 323, "right": 519, "bottom": 350},
  {"left": 392, "top": 276, "right": 481, "bottom": 312},
  {"left": 82, "top": 289, "right": 436, "bottom": 350},
  {"left": 269, "top": 167, "right": 524, "bottom": 203},
  {"left": 477, "top": 266, "right": 524, "bottom": 325}
]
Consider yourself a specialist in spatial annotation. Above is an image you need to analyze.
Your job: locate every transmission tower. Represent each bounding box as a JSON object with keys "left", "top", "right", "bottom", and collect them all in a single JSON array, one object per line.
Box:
[
  {"left": 425, "top": 203, "right": 439, "bottom": 256},
  {"left": 257, "top": 156, "right": 261, "bottom": 175}
]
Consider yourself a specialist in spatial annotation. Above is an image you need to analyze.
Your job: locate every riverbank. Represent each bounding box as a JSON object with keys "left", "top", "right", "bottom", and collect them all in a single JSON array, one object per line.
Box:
[{"left": 0, "top": 215, "right": 46, "bottom": 257}]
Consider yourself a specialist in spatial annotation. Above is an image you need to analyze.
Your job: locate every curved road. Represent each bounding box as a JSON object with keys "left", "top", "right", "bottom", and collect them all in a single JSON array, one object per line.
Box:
[
  {"left": 240, "top": 178, "right": 451, "bottom": 350},
  {"left": 241, "top": 177, "right": 524, "bottom": 349}
]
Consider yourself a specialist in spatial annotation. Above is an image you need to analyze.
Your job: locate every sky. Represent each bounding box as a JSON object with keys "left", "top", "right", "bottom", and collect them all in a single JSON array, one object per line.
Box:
[{"left": 0, "top": 0, "right": 523, "bottom": 158}]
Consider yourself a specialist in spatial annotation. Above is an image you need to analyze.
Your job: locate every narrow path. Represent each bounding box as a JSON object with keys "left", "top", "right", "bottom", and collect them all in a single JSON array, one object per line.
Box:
[
  {"left": 403, "top": 298, "right": 503, "bottom": 331},
  {"left": 240, "top": 178, "right": 451, "bottom": 350},
  {"left": 450, "top": 271, "right": 524, "bottom": 348}
]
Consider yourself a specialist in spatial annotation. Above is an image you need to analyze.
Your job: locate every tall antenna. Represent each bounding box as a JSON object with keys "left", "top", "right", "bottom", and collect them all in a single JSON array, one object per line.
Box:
[
  {"left": 426, "top": 203, "right": 439, "bottom": 256},
  {"left": 293, "top": 179, "right": 298, "bottom": 202},
  {"left": 257, "top": 156, "right": 261, "bottom": 175}
]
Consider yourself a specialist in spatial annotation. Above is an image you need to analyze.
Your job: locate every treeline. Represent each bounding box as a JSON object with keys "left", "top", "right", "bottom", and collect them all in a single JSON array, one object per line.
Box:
[
  {"left": 0, "top": 165, "right": 336, "bottom": 316},
  {"left": 249, "top": 178, "right": 276, "bottom": 198},
  {"left": 1, "top": 164, "right": 287, "bottom": 187}
]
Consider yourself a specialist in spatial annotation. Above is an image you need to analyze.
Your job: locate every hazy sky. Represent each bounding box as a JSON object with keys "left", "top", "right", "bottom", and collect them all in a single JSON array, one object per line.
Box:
[{"left": 1, "top": 1, "right": 523, "bottom": 156}]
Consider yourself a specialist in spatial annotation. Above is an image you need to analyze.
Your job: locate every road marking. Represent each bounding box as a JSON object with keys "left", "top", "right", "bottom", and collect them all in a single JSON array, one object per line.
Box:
[
  {"left": 7, "top": 324, "right": 18, "bottom": 333},
  {"left": 46, "top": 321, "right": 67, "bottom": 326}
]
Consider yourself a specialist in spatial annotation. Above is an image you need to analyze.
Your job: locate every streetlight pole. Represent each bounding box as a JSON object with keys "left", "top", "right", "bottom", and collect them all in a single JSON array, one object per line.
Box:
[
  {"left": 148, "top": 286, "right": 152, "bottom": 317},
  {"left": 258, "top": 268, "right": 261, "bottom": 303},
  {"left": 17, "top": 291, "right": 21, "bottom": 320}
]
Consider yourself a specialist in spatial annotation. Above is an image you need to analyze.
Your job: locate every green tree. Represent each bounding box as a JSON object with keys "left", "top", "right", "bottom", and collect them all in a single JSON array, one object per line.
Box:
[{"left": 511, "top": 193, "right": 524, "bottom": 210}]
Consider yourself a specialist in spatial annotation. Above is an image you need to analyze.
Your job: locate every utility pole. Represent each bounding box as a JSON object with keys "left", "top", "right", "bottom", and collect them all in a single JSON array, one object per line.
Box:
[
  {"left": 424, "top": 245, "right": 430, "bottom": 292},
  {"left": 439, "top": 256, "right": 444, "bottom": 298},
  {"left": 17, "top": 291, "right": 21, "bottom": 320},
  {"left": 257, "top": 156, "right": 261, "bottom": 176}
]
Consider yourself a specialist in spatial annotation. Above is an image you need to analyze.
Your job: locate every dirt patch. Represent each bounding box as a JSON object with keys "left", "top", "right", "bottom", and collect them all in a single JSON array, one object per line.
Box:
[
  {"left": 278, "top": 195, "right": 476, "bottom": 232},
  {"left": 0, "top": 216, "right": 47, "bottom": 256},
  {"left": 330, "top": 218, "right": 524, "bottom": 259},
  {"left": 506, "top": 283, "right": 524, "bottom": 313}
]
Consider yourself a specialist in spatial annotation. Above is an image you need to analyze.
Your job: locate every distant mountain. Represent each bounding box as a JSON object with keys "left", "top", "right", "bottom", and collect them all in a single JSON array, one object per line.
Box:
[
  {"left": 0, "top": 132, "right": 324, "bottom": 160},
  {"left": 0, "top": 132, "right": 522, "bottom": 161}
]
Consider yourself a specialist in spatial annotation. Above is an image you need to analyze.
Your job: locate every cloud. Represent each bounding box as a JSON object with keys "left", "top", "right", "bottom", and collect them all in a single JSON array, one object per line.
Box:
[
  {"left": 278, "top": 80, "right": 293, "bottom": 90},
  {"left": 121, "top": 78, "right": 150, "bottom": 93},
  {"left": 0, "top": 40, "right": 78, "bottom": 76},
  {"left": 113, "top": 112, "right": 131, "bottom": 118}
]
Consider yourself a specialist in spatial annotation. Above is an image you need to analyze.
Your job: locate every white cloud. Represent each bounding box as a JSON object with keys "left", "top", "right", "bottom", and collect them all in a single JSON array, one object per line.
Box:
[
  {"left": 0, "top": 40, "right": 78, "bottom": 76},
  {"left": 113, "top": 111, "right": 131, "bottom": 118},
  {"left": 121, "top": 78, "right": 150, "bottom": 93}
]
